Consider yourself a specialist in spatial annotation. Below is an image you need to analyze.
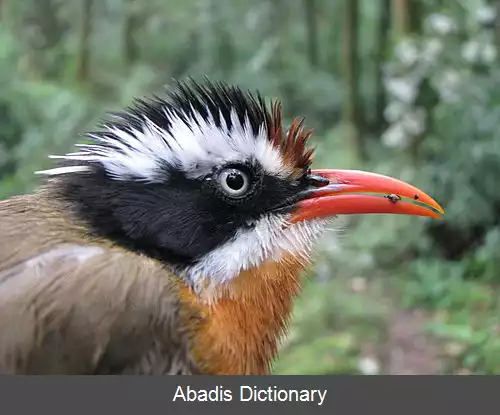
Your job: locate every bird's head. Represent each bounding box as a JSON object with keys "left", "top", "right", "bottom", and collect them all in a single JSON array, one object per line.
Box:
[{"left": 38, "top": 80, "right": 444, "bottom": 301}]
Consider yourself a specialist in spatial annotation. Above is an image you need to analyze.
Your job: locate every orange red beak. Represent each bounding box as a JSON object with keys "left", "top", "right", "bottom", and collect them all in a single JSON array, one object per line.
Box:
[{"left": 290, "top": 169, "right": 445, "bottom": 224}]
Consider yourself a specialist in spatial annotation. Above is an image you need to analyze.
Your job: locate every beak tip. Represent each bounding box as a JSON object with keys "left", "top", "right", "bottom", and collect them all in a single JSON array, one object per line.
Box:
[
  {"left": 428, "top": 200, "right": 445, "bottom": 216},
  {"left": 305, "top": 168, "right": 446, "bottom": 221}
]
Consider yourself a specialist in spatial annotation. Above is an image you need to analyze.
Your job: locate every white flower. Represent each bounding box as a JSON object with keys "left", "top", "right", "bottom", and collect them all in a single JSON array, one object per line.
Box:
[
  {"left": 441, "top": 69, "right": 461, "bottom": 86},
  {"left": 401, "top": 108, "right": 427, "bottom": 136},
  {"left": 381, "top": 122, "right": 409, "bottom": 148},
  {"left": 471, "top": 144, "right": 485, "bottom": 161},
  {"left": 440, "top": 90, "right": 460, "bottom": 103},
  {"left": 384, "top": 101, "right": 406, "bottom": 123},
  {"left": 350, "top": 276, "right": 367, "bottom": 293},
  {"left": 395, "top": 38, "right": 420, "bottom": 66},
  {"left": 357, "top": 253, "right": 374, "bottom": 268},
  {"left": 434, "top": 68, "right": 461, "bottom": 102},
  {"left": 462, "top": 41, "right": 482, "bottom": 63},
  {"left": 358, "top": 357, "right": 380, "bottom": 375},
  {"left": 482, "top": 43, "right": 497, "bottom": 63},
  {"left": 422, "top": 38, "right": 444, "bottom": 62},
  {"left": 427, "top": 14, "right": 457, "bottom": 35},
  {"left": 476, "top": 6, "right": 496, "bottom": 25},
  {"left": 385, "top": 78, "right": 417, "bottom": 103}
]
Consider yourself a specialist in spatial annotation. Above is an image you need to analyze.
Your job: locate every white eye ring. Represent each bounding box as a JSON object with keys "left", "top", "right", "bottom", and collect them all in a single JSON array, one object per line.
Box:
[{"left": 218, "top": 168, "right": 250, "bottom": 197}]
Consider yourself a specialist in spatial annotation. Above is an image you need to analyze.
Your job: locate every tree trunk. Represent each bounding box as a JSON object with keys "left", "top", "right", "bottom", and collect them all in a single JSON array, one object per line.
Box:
[
  {"left": 327, "top": 3, "right": 342, "bottom": 75},
  {"left": 15, "top": 0, "right": 67, "bottom": 79},
  {"left": 76, "top": 0, "right": 93, "bottom": 83},
  {"left": 215, "top": 4, "right": 235, "bottom": 76},
  {"left": 393, "top": 0, "right": 422, "bottom": 38},
  {"left": 391, "top": 0, "right": 427, "bottom": 165},
  {"left": 342, "top": 0, "right": 366, "bottom": 161},
  {"left": 0, "top": 0, "right": 13, "bottom": 28},
  {"left": 268, "top": 0, "right": 293, "bottom": 105},
  {"left": 408, "top": 0, "right": 423, "bottom": 33},
  {"left": 123, "top": 0, "right": 141, "bottom": 66},
  {"left": 374, "top": 0, "right": 391, "bottom": 134},
  {"left": 489, "top": 0, "right": 500, "bottom": 54},
  {"left": 304, "top": 0, "right": 319, "bottom": 67},
  {"left": 270, "top": 0, "right": 287, "bottom": 74},
  {"left": 392, "top": 0, "right": 410, "bottom": 37},
  {"left": 206, "top": 0, "right": 235, "bottom": 76}
]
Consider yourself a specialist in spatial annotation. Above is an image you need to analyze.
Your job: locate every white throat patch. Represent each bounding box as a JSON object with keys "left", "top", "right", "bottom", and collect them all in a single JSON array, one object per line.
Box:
[{"left": 181, "top": 215, "right": 331, "bottom": 297}]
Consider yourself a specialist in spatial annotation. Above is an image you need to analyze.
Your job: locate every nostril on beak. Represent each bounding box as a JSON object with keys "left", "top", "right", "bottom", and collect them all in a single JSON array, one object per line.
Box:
[{"left": 306, "top": 174, "right": 330, "bottom": 188}]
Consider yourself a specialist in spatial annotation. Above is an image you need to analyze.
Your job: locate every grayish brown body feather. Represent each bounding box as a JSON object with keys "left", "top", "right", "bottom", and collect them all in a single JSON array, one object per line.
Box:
[{"left": 0, "top": 191, "right": 200, "bottom": 374}]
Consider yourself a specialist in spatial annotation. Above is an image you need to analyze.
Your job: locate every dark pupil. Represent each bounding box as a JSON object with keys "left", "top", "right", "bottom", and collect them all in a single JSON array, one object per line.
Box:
[{"left": 226, "top": 172, "right": 244, "bottom": 190}]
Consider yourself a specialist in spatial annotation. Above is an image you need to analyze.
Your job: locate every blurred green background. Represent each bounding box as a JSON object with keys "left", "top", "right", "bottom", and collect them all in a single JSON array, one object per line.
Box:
[{"left": 1, "top": 0, "right": 500, "bottom": 375}]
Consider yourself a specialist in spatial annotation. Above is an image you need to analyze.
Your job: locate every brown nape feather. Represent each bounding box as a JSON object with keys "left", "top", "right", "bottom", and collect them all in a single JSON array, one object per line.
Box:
[
  {"left": 0, "top": 192, "right": 309, "bottom": 374},
  {"left": 268, "top": 101, "right": 315, "bottom": 176}
]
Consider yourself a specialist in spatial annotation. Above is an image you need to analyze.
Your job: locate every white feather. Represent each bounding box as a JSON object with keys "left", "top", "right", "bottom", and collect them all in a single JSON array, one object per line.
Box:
[
  {"left": 35, "top": 166, "right": 91, "bottom": 175},
  {"left": 183, "top": 215, "right": 333, "bottom": 295},
  {"left": 37, "top": 107, "right": 290, "bottom": 182}
]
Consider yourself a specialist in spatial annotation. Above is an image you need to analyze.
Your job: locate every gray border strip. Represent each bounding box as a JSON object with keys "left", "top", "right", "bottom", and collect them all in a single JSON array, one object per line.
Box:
[{"left": 0, "top": 376, "right": 493, "bottom": 415}]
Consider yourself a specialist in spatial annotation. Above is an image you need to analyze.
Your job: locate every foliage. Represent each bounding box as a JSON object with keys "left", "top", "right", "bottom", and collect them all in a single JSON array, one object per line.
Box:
[{"left": 1, "top": 0, "right": 500, "bottom": 374}]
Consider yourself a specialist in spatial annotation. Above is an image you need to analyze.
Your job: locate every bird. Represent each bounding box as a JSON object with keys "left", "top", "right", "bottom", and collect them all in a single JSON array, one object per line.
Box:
[{"left": 0, "top": 79, "right": 444, "bottom": 375}]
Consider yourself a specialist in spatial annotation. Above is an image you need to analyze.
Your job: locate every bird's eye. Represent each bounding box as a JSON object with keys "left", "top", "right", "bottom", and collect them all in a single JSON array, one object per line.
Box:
[{"left": 218, "top": 168, "right": 250, "bottom": 197}]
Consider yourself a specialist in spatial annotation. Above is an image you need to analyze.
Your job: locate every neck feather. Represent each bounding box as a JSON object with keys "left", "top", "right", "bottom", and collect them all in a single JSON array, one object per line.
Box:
[{"left": 180, "top": 253, "right": 310, "bottom": 374}]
